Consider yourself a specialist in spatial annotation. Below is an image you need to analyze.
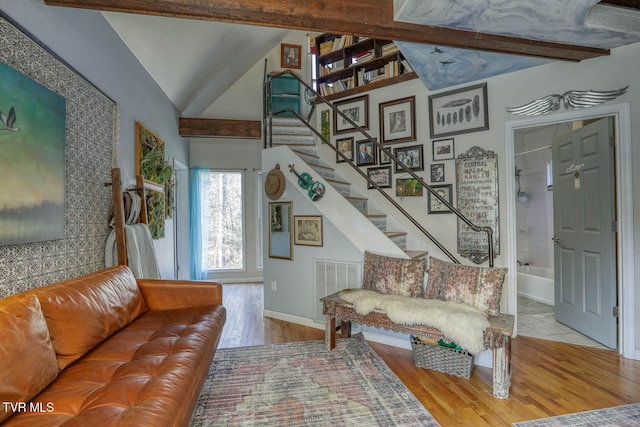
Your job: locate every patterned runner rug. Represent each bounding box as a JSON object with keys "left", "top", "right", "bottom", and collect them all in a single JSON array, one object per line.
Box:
[
  {"left": 190, "top": 334, "right": 440, "bottom": 426},
  {"left": 513, "top": 403, "right": 640, "bottom": 426}
]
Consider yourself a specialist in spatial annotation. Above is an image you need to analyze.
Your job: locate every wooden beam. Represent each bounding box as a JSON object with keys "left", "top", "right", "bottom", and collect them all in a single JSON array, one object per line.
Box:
[
  {"left": 601, "top": 0, "right": 640, "bottom": 10},
  {"left": 179, "top": 118, "right": 261, "bottom": 139},
  {"left": 44, "top": 0, "right": 609, "bottom": 61}
]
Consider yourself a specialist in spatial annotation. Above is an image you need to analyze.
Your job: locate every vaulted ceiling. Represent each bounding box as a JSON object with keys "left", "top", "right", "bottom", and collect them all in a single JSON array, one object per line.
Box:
[{"left": 45, "top": 0, "right": 640, "bottom": 117}]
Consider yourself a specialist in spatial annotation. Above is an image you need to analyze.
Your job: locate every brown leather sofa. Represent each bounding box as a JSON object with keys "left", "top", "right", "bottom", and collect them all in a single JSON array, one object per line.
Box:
[{"left": 0, "top": 265, "right": 226, "bottom": 426}]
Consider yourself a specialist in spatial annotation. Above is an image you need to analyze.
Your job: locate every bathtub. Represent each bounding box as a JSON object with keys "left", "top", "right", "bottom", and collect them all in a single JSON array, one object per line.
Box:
[{"left": 517, "top": 265, "right": 554, "bottom": 305}]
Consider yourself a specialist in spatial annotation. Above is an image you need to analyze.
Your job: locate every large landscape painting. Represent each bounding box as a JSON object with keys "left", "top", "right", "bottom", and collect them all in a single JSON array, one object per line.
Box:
[{"left": 0, "top": 61, "right": 66, "bottom": 245}]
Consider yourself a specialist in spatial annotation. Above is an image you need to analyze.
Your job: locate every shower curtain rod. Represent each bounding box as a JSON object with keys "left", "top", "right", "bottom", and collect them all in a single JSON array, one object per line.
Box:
[{"left": 515, "top": 145, "right": 551, "bottom": 157}]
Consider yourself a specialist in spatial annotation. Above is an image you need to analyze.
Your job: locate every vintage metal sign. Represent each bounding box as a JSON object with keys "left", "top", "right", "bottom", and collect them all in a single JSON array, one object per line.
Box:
[{"left": 455, "top": 146, "right": 500, "bottom": 264}]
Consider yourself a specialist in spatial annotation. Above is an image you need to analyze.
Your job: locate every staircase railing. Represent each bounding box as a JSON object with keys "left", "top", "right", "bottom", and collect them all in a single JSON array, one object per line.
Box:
[{"left": 264, "top": 68, "right": 495, "bottom": 267}]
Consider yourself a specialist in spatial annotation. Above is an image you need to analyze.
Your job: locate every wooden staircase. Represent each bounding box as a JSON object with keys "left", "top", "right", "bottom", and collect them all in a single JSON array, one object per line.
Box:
[{"left": 269, "top": 117, "right": 427, "bottom": 260}]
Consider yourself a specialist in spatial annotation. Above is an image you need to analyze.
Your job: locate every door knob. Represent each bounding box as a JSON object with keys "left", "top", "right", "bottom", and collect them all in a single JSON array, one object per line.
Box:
[{"left": 552, "top": 235, "right": 560, "bottom": 243}]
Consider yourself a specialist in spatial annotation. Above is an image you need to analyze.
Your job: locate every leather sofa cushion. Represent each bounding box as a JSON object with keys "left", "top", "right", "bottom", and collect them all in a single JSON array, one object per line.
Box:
[
  {"left": 0, "top": 294, "right": 59, "bottom": 423},
  {"left": 35, "top": 266, "right": 148, "bottom": 370},
  {"left": 3, "top": 304, "right": 226, "bottom": 427}
]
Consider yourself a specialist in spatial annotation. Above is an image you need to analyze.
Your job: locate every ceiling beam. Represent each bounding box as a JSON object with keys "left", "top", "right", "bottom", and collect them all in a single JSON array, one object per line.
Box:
[
  {"left": 179, "top": 118, "right": 261, "bottom": 139},
  {"left": 44, "top": 0, "right": 608, "bottom": 61},
  {"left": 601, "top": 0, "right": 640, "bottom": 10}
]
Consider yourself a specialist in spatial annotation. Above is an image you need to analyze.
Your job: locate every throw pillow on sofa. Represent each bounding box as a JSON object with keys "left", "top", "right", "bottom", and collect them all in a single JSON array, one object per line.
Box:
[
  {"left": 0, "top": 294, "right": 59, "bottom": 423},
  {"left": 424, "top": 256, "right": 507, "bottom": 316},
  {"left": 362, "top": 251, "right": 427, "bottom": 298}
]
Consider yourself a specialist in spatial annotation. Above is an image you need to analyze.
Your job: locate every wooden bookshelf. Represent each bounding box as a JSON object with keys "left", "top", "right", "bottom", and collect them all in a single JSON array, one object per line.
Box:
[{"left": 314, "top": 33, "right": 418, "bottom": 101}]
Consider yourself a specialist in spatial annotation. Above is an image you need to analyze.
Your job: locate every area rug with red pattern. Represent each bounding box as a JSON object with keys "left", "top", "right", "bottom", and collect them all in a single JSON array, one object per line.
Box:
[{"left": 190, "top": 334, "right": 439, "bottom": 426}]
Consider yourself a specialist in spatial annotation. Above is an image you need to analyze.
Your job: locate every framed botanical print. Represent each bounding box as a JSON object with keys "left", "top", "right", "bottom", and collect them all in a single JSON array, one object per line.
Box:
[
  {"left": 379, "top": 96, "right": 416, "bottom": 144},
  {"left": 396, "top": 178, "right": 423, "bottom": 197},
  {"left": 428, "top": 82, "right": 489, "bottom": 138},
  {"left": 334, "top": 95, "right": 369, "bottom": 134}
]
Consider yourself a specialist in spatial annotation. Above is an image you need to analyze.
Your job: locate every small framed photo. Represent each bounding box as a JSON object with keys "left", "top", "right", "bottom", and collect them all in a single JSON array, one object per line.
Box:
[
  {"left": 334, "top": 95, "right": 369, "bottom": 134},
  {"left": 294, "top": 215, "right": 323, "bottom": 246},
  {"left": 428, "top": 82, "right": 488, "bottom": 138},
  {"left": 428, "top": 184, "right": 453, "bottom": 214},
  {"left": 336, "top": 137, "right": 354, "bottom": 163},
  {"left": 393, "top": 144, "right": 424, "bottom": 173},
  {"left": 431, "top": 163, "right": 445, "bottom": 182},
  {"left": 379, "top": 96, "right": 416, "bottom": 144},
  {"left": 379, "top": 146, "right": 392, "bottom": 165},
  {"left": 396, "top": 178, "right": 423, "bottom": 197},
  {"left": 356, "top": 139, "right": 377, "bottom": 166},
  {"left": 367, "top": 166, "right": 392, "bottom": 189},
  {"left": 433, "top": 138, "right": 455, "bottom": 161},
  {"left": 281, "top": 43, "right": 301, "bottom": 69}
]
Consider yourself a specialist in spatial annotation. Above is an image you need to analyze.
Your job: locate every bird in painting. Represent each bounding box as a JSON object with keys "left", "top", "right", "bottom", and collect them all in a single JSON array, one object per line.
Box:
[
  {"left": 431, "top": 47, "right": 444, "bottom": 54},
  {"left": 440, "top": 60, "right": 454, "bottom": 66},
  {"left": 506, "top": 86, "right": 628, "bottom": 116},
  {"left": 0, "top": 106, "right": 18, "bottom": 132}
]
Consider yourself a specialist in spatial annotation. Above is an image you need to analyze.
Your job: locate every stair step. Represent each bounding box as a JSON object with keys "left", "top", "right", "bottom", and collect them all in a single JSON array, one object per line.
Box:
[
  {"left": 386, "top": 231, "right": 407, "bottom": 250},
  {"left": 271, "top": 125, "right": 313, "bottom": 136},
  {"left": 272, "top": 142, "right": 316, "bottom": 155},
  {"left": 325, "top": 177, "right": 351, "bottom": 196},
  {"left": 293, "top": 149, "right": 320, "bottom": 165},
  {"left": 270, "top": 133, "right": 315, "bottom": 144},
  {"left": 271, "top": 117, "right": 306, "bottom": 126},
  {"left": 345, "top": 195, "right": 367, "bottom": 214},
  {"left": 404, "top": 250, "right": 429, "bottom": 260},
  {"left": 309, "top": 163, "right": 335, "bottom": 180},
  {"left": 366, "top": 214, "right": 387, "bottom": 232}
]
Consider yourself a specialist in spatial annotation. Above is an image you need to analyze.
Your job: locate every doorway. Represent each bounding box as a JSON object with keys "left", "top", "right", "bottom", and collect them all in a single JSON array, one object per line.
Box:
[
  {"left": 505, "top": 102, "right": 636, "bottom": 359},
  {"left": 513, "top": 119, "right": 615, "bottom": 349}
]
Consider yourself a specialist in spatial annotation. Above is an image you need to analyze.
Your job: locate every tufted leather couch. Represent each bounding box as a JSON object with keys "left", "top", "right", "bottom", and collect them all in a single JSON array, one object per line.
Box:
[{"left": 0, "top": 265, "right": 226, "bottom": 426}]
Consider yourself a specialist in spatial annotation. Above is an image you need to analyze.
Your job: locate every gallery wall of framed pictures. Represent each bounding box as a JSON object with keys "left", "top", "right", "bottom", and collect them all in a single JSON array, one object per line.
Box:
[{"left": 319, "top": 81, "right": 491, "bottom": 218}]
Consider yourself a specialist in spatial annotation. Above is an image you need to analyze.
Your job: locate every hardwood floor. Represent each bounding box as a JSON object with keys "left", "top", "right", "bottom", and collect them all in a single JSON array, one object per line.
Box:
[{"left": 218, "top": 284, "right": 640, "bottom": 426}]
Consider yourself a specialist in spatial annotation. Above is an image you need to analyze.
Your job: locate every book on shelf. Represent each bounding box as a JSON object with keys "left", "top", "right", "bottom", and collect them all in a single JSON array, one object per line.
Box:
[
  {"left": 382, "top": 43, "right": 399, "bottom": 55},
  {"left": 400, "top": 59, "right": 414, "bottom": 73},
  {"left": 319, "top": 40, "right": 334, "bottom": 56}
]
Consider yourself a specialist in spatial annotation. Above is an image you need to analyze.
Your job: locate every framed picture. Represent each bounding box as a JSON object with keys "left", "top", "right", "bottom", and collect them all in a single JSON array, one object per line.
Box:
[
  {"left": 379, "top": 146, "right": 392, "bottom": 165},
  {"left": 281, "top": 43, "right": 301, "bottom": 69},
  {"left": 396, "top": 178, "right": 423, "bottom": 197},
  {"left": 431, "top": 163, "right": 445, "bottom": 182},
  {"left": 321, "top": 109, "right": 330, "bottom": 142},
  {"left": 336, "top": 136, "right": 354, "bottom": 163},
  {"left": 356, "top": 139, "right": 377, "bottom": 166},
  {"left": 294, "top": 215, "right": 323, "bottom": 247},
  {"left": 334, "top": 95, "right": 369, "bottom": 134},
  {"left": 367, "top": 166, "right": 392, "bottom": 189},
  {"left": 432, "top": 138, "right": 455, "bottom": 161},
  {"left": 379, "top": 96, "right": 416, "bottom": 144},
  {"left": 428, "top": 184, "right": 453, "bottom": 214},
  {"left": 393, "top": 144, "right": 424, "bottom": 173},
  {"left": 428, "top": 82, "right": 489, "bottom": 138}
]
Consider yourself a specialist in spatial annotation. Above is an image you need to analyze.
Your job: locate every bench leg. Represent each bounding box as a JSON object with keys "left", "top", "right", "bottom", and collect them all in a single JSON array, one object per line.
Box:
[
  {"left": 325, "top": 315, "right": 336, "bottom": 350},
  {"left": 341, "top": 320, "right": 352, "bottom": 338},
  {"left": 492, "top": 336, "right": 512, "bottom": 399}
]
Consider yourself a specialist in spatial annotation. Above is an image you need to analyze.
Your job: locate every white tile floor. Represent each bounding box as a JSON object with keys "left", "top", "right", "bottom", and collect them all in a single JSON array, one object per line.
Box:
[{"left": 517, "top": 312, "right": 609, "bottom": 350}]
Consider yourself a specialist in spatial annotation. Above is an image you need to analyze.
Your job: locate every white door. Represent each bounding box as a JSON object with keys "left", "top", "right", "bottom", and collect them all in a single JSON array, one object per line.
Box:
[{"left": 552, "top": 118, "right": 617, "bottom": 349}]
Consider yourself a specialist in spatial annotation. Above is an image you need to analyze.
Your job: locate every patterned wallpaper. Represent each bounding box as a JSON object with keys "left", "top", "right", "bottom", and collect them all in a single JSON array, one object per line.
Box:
[{"left": 0, "top": 15, "right": 116, "bottom": 297}]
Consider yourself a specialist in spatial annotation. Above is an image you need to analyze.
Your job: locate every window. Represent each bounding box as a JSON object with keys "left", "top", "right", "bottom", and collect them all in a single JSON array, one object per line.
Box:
[{"left": 200, "top": 170, "right": 245, "bottom": 271}]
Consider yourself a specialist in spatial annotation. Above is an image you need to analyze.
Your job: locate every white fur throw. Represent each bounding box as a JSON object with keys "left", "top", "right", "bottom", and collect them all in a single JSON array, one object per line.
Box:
[{"left": 339, "top": 289, "right": 489, "bottom": 355}]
